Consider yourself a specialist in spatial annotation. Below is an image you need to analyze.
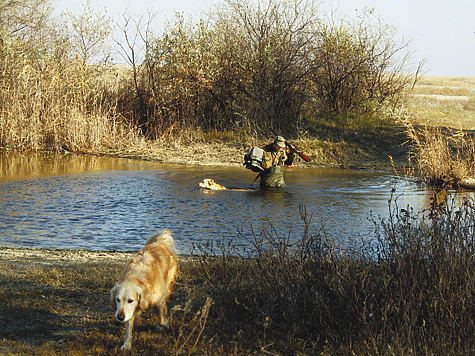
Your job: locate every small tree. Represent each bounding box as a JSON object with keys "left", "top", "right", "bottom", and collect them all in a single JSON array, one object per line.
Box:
[
  {"left": 65, "top": 0, "right": 112, "bottom": 65},
  {"left": 209, "top": 0, "right": 317, "bottom": 132},
  {"left": 140, "top": 0, "right": 318, "bottom": 137},
  {"left": 308, "top": 8, "right": 423, "bottom": 120},
  {"left": 125, "top": 1, "right": 423, "bottom": 140}
]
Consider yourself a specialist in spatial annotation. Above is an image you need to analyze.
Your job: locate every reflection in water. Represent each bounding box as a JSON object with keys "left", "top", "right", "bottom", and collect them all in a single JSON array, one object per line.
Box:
[
  {"left": 0, "top": 153, "right": 472, "bottom": 253},
  {"left": 0, "top": 152, "right": 157, "bottom": 181}
]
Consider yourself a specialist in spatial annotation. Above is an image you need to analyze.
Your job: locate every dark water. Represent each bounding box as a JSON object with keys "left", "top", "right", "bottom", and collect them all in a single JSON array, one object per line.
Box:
[{"left": 0, "top": 153, "right": 454, "bottom": 254}]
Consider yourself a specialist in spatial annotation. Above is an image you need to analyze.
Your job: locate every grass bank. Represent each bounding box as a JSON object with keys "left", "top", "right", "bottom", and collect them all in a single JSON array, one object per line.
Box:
[
  {"left": 2, "top": 197, "right": 475, "bottom": 355},
  {"left": 0, "top": 119, "right": 411, "bottom": 172}
]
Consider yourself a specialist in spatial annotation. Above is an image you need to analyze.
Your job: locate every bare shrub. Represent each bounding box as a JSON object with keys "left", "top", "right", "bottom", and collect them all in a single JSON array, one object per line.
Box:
[
  {"left": 189, "top": 206, "right": 344, "bottom": 352},
  {"left": 188, "top": 199, "right": 475, "bottom": 355},
  {"left": 308, "top": 8, "right": 423, "bottom": 120},
  {"left": 1, "top": 0, "right": 422, "bottom": 149},
  {"left": 370, "top": 193, "right": 475, "bottom": 355},
  {"left": 125, "top": 0, "right": 420, "bottom": 140},
  {"left": 171, "top": 297, "right": 213, "bottom": 355},
  {"left": 206, "top": 0, "right": 317, "bottom": 132},
  {"left": 129, "top": 0, "right": 317, "bottom": 138}
]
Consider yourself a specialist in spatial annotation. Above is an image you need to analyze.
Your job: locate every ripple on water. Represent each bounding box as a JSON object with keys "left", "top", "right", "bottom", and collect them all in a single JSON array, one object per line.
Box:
[{"left": 0, "top": 154, "right": 465, "bottom": 253}]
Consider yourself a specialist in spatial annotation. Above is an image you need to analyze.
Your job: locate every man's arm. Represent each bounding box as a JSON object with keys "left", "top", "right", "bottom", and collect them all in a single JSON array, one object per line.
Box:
[{"left": 284, "top": 151, "right": 295, "bottom": 166}]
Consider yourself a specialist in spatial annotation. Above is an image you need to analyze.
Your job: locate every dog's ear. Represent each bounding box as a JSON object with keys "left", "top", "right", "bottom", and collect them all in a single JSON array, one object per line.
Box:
[
  {"left": 138, "top": 286, "right": 149, "bottom": 311},
  {"left": 110, "top": 285, "right": 118, "bottom": 308}
]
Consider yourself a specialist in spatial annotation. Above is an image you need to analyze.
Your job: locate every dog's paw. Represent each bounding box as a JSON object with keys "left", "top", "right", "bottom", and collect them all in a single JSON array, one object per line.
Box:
[
  {"left": 120, "top": 343, "right": 132, "bottom": 351},
  {"left": 156, "top": 319, "right": 170, "bottom": 332}
]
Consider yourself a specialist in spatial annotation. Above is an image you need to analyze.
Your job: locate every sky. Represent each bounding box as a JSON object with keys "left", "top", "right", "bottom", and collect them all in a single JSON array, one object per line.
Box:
[{"left": 55, "top": 0, "right": 475, "bottom": 77}]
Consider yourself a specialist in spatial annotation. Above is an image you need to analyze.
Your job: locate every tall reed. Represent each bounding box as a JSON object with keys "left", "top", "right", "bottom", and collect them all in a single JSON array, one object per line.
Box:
[
  {"left": 0, "top": 50, "right": 142, "bottom": 152},
  {"left": 0, "top": 0, "right": 145, "bottom": 154},
  {"left": 404, "top": 119, "right": 475, "bottom": 186}
]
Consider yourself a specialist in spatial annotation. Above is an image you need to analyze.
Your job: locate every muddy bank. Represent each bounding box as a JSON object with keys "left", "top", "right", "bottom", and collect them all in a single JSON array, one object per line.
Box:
[
  {"left": 102, "top": 128, "right": 410, "bottom": 171},
  {"left": 0, "top": 246, "right": 133, "bottom": 267},
  {"left": 1, "top": 124, "right": 410, "bottom": 171}
]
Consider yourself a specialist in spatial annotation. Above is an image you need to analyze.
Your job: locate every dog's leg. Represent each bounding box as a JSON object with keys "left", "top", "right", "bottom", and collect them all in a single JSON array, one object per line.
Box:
[
  {"left": 156, "top": 302, "right": 170, "bottom": 332},
  {"left": 121, "top": 315, "right": 135, "bottom": 351}
]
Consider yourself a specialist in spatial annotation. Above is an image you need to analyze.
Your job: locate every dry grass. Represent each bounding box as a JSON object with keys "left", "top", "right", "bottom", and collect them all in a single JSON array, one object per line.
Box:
[
  {"left": 0, "top": 249, "right": 130, "bottom": 355},
  {"left": 407, "top": 76, "right": 475, "bottom": 129},
  {"left": 0, "top": 248, "right": 219, "bottom": 355},
  {"left": 404, "top": 119, "right": 475, "bottom": 186},
  {"left": 0, "top": 60, "right": 147, "bottom": 154}
]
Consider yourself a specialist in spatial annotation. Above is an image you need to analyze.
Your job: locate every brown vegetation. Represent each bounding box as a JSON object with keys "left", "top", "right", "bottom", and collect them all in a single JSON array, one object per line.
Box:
[
  {"left": 404, "top": 121, "right": 475, "bottom": 186},
  {"left": 0, "top": 0, "right": 419, "bottom": 159},
  {"left": 3, "top": 1, "right": 475, "bottom": 354},
  {"left": 3, "top": 0, "right": 475, "bottom": 184}
]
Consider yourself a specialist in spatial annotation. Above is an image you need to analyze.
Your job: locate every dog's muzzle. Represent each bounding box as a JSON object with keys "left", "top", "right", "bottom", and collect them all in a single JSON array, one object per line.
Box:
[{"left": 116, "top": 312, "right": 126, "bottom": 322}]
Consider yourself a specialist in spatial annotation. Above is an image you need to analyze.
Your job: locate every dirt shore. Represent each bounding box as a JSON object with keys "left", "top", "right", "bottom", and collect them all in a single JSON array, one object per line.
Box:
[
  {"left": 0, "top": 247, "right": 133, "bottom": 272},
  {"left": 105, "top": 126, "right": 411, "bottom": 171},
  {"left": 0, "top": 246, "right": 198, "bottom": 355}
]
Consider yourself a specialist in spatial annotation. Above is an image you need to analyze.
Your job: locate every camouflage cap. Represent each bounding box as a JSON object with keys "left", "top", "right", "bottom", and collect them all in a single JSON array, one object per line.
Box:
[{"left": 274, "top": 136, "right": 286, "bottom": 148}]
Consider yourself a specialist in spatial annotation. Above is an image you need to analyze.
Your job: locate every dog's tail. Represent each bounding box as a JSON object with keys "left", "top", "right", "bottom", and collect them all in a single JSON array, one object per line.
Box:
[{"left": 145, "top": 229, "right": 177, "bottom": 252}]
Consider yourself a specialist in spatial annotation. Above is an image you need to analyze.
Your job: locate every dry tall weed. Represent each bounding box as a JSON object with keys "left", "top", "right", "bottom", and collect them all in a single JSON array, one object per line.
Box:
[
  {"left": 187, "top": 198, "right": 475, "bottom": 355},
  {"left": 0, "top": 56, "right": 143, "bottom": 153},
  {"left": 403, "top": 118, "right": 475, "bottom": 185}
]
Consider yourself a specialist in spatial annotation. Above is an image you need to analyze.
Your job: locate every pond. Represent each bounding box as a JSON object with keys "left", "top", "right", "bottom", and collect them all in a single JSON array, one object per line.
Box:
[{"left": 0, "top": 152, "right": 455, "bottom": 254}]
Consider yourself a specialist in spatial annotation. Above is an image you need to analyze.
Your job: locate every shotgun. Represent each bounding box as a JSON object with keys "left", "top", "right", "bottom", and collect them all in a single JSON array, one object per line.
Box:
[{"left": 270, "top": 128, "right": 311, "bottom": 162}]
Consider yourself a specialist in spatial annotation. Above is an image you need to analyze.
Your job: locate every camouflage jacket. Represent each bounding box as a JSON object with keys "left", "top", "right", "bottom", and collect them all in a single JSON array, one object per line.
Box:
[{"left": 261, "top": 143, "right": 294, "bottom": 169}]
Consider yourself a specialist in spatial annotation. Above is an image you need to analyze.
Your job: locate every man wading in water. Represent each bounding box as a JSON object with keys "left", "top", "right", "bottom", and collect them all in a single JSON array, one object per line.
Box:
[{"left": 260, "top": 136, "right": 295, "bottom": 188}]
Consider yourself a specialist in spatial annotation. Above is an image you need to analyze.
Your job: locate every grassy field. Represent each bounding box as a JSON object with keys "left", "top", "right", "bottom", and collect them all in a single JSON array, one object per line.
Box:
[{"left": 407, "top": 76, "right": 475, "bottom": 129}]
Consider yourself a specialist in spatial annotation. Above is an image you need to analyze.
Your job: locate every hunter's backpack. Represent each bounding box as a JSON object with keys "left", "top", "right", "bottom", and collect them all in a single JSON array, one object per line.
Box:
[{"left": 243, "top": 146, "right": 264, "bottom": 172}]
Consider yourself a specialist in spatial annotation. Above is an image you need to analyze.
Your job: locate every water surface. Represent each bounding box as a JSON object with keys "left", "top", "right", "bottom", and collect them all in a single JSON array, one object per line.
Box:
[{"left": 0, "top": 153, "right": 446, "bottom": 254}]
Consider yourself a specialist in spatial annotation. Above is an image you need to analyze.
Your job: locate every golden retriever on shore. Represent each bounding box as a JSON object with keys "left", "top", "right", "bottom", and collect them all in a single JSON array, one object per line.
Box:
[{"left": 110, "top": 229, "right": 178, "bottom": 351}]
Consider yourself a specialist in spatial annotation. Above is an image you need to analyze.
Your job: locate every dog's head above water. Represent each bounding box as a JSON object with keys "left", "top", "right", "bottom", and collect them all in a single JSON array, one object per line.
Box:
[{"left": 199, "top": 179, "right": 227, "bottom": 190}]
